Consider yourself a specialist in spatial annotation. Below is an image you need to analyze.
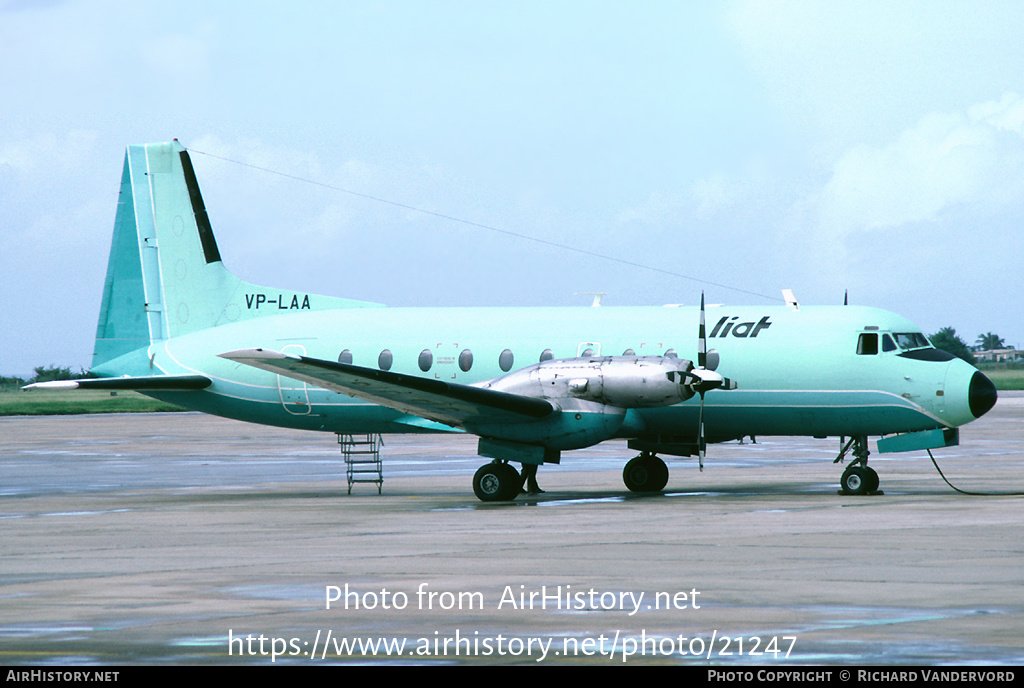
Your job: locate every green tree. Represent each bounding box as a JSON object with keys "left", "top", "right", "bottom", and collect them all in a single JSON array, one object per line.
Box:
[
  {"left": 975, "top": 332, "right": 1007, "bottom": 351},
  {"left": 28, "top": 366, "right": 90, "bottom": 384},
  {"left": 929, "top": 328, "right": 976, "bottom": 364},
  {"left": 1, "top": 375, "right": 27, "bottom": 392}
]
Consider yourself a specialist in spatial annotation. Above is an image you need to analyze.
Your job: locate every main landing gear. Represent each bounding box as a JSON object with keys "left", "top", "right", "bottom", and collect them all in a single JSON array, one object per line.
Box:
[
  {"left": 836, "top": 436, "right": 880, "bottom": 495},
  {"left": 473, "top": 461, "right": 521, "bottom": 502},
  {"left": 622, "top": 452, "right": 669, "bottom": 493},
  {"left": 473, "top": 452, "right": 673, "bottom": 501}
]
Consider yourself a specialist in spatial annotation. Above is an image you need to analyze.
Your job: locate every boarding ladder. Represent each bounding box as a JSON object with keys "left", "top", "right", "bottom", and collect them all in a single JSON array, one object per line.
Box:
[{"left": 338, "top": 433, "right": 384, "bottom": 494}]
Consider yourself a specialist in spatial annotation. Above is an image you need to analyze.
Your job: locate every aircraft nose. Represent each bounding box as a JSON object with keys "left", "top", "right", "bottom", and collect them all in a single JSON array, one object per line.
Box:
[{"left": 969, "top": 370, "right": 997, "bottom": 418}]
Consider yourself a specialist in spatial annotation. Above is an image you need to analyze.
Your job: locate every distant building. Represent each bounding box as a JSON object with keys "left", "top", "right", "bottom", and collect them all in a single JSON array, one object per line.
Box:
[{"left": 974, "top": 348, "right": 1022, "bottom": 363}]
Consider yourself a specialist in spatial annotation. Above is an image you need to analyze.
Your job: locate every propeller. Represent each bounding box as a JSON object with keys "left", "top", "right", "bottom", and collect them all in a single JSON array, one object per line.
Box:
[
  {"left": 842, "top": 289, "right": 848, "bottom": 453},
  {"left": 689, "top": 292, "right": 737, "bottom": 469}
]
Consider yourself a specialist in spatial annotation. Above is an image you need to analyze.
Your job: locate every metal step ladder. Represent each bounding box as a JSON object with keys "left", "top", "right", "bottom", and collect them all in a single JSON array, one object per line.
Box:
[{"left": 338, "top": 433, "right": 384, "bottom": 494}]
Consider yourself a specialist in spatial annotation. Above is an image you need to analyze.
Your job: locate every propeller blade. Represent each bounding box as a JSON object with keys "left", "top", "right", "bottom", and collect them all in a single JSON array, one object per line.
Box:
[
  {"left": 691, "top": 291, "right": 736, "bottom": 470},
  {"left": 697, "top": 292, "right": 707, "bottom": 369},
  {"left": 697, "top": 391, "right": 706, "bottom": 471}
]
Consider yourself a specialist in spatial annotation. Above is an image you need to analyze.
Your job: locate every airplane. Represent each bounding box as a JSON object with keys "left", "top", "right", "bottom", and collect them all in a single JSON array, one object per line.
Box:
[{"left": 26, "top": 141, "right": 999, "bottom": 502}]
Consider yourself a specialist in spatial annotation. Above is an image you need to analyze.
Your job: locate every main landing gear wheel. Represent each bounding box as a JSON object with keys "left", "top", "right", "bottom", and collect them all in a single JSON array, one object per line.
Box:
[
  {"left": 623, "top": 454, "right": 669, "bottom": 493},
  {"left": 473, "top": 462, "right": 521, "bottom": 502},
  {"left": 840, "top": 466, "right": 869, "bottom": 495}
]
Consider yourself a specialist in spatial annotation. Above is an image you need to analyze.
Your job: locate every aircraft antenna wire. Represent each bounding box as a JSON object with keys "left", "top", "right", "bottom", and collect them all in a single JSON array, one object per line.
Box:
[
  {"left": 926, "top": 449, "right": 1024, "bottom": 496},
  {"left": 186, "top": 146, "right": 779, "bottom": 303}
]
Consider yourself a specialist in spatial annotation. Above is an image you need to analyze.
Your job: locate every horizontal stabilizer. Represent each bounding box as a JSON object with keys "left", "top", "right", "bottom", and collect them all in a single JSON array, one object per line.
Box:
[
  {"left": 23, "top": 375, "right": 211, "bottom": 391},
  {"left": 220, "top": 348, "right": 554, "bottom": 428}
]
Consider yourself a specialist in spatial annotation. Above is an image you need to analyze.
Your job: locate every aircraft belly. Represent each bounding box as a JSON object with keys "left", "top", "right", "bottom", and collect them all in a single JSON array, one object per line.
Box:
[{"left": 636, "top": 390, "right": 944, "bottom": 439}]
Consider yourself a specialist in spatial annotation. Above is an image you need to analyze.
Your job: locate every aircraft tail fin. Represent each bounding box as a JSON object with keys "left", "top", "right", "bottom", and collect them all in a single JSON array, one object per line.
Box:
[{"left": 92, "top": 141, "right": 381, "bottom": 375}]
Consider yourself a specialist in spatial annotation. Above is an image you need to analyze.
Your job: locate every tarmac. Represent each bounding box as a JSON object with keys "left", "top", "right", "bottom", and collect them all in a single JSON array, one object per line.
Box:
[{"left": 1, "top": 393, "right": 1022, "bottom": 665}]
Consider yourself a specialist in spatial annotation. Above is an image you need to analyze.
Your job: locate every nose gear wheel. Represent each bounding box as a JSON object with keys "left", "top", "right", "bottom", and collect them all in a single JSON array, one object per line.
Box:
[{"left": 837, "top": 436, "right": 881, "bottom": 495}]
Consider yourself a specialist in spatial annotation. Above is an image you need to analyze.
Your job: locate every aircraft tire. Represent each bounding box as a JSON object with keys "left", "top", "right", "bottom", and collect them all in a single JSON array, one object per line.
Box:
[
  {"left": 840, "top": 466, "right": 870, "bottom": 495},
  {"left": 622, "top": 455, "right": 669, "bottom": 493},
  {"left": 865, "top": 466, "right": 879, "bottom": 493},
  {"left": 473, "top": 462, "right": 521, "bottom": 502}
]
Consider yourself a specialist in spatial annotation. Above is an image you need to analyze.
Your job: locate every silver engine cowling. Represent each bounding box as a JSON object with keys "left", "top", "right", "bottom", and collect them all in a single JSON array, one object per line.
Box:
[{"left": 480, "top": 355, "right": 698, "bottom": 409}]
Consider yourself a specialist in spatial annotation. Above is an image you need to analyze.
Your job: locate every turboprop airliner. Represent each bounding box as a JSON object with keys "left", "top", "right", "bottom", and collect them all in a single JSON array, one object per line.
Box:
[{"left": 27, "top": 141, "right": 998, "bottom": 501}]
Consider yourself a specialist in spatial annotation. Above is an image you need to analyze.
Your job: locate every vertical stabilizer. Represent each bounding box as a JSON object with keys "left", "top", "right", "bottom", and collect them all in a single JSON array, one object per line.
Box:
[
  {"left": 92, "top": 141, "right": 381, "bottom": 373},
  {"left": 93, "top": 141, "right": 244, "bottom": 369}
]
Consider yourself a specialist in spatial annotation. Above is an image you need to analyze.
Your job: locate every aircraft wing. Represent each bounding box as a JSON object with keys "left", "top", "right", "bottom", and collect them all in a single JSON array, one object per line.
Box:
[
  {"left": 220, "top": 349, "right": 555, "bottom": 428},
  {"left": 23, "top": 375, "right": 211, "bottom": 391}
]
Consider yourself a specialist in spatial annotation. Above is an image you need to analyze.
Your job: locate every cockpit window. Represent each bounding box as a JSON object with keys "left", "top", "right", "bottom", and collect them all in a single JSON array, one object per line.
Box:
[
  {"left": 857, "top": 333, "right": 878, "bottom": 355},
  {"left": 882, "top": 334, "right": 896, "bottom": 352},
  {"left": 894, "top": 332, "right": 930, "bottom": 350}
]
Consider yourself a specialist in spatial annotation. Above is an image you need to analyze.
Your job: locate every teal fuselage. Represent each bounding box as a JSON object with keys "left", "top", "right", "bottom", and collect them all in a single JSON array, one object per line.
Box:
[{"left": 97, "top": 302, "right": 981, "bottom": 446}]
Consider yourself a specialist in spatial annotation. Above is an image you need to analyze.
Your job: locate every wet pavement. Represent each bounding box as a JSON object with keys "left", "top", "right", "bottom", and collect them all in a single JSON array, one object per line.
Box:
[{"left": 1, "top": 394, "right": 1022, "bottom": 664}]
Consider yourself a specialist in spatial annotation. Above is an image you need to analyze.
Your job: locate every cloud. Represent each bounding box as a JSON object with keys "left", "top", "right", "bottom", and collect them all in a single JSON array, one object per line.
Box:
[
  {"left": 141, "top": 26, "right": 214, "bottom": 83},
  {"left": 618, "top": 172, "right": 757, "bottom": 225},
  {"left": 815, "top": 92, "right": 1024, "bottom": 237},
  {"left": 969, "top": 91, "right": 1024, "bottom": 135},
  {"left": 0, "top": 130, "right": 99, "bottom": 177},
  {"left": 728, "top": 1, "right": 1024, "bottom": 158},
  {"left": 0, "top": 0, "right": 67, "bottom": 13}
]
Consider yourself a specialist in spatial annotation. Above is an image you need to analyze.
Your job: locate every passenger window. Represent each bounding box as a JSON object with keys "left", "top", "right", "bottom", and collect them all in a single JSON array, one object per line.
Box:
[
  {"left": 459, "top": 349, "right": 474, "bottom": 372},
  {"left": 418, "top": 349, "right": 433, "bottom": 372},
  {"left": 857, "top": 333, "right": 878, "bottom": 355},
  {"left": 338, "top": 349, "right": 353, "bottom": 365},
  {"left": 539, "top": 349, "right": 554, "bottom": 362},
  {"left": 378, "top": 349, "right": 393, "bottom": 371},
  {"left": 882, "top": 334, "right": 896, "bottom": 352},
  {"left": 499, "top": 349, "right": 514, "bottom": 372}
]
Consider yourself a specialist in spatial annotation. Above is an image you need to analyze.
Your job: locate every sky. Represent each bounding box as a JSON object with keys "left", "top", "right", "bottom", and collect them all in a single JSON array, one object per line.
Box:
[{"left": 2, "top": 0, "right": 1023, "bottom": 379}]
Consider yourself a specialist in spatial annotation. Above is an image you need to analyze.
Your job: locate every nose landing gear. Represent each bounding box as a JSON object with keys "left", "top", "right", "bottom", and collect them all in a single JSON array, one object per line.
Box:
[{"left": 836, "top": 436, "right": 881, "bottom": 495}]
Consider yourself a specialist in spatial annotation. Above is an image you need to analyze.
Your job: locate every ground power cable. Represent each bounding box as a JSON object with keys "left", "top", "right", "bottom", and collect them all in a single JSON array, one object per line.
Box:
[{"left": 927, "top": 449, "right": 1024, "bottom": 496}]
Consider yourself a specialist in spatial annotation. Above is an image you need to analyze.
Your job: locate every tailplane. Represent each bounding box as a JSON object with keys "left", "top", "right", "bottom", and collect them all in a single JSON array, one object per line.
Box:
[{"left": 92, "top": 141, "right": 380, "bottom": 375}]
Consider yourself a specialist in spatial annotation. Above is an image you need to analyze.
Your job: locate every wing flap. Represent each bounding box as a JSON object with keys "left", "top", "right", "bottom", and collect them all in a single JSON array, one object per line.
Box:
[{"left": 220, "top": 349, "right": 555, "bottom": 428}]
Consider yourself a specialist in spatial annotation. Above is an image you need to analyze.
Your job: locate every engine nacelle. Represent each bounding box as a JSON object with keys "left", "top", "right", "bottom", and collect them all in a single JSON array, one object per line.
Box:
[{"left": 481, "top": 355, "right": 698, "bottom": 409}]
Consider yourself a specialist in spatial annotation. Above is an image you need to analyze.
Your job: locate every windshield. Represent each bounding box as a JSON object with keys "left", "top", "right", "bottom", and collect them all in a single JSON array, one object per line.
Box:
[{"left": 894, "top": 332, "right": 930, "bottom": 350}]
